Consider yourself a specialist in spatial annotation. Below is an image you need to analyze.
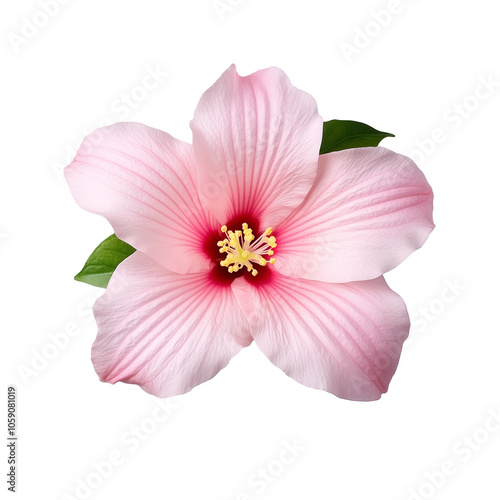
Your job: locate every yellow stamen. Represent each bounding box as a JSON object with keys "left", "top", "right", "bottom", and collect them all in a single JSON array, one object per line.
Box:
[{"left": 217, "top": 223, "right": 277, "bottom": 277}]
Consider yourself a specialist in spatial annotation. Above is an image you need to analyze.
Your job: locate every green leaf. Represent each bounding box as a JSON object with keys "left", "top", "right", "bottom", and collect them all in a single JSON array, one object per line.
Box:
[
  {"left": 320, "top": 119, "right": 395, "bottom": 155},
  {"left": 74, "top": 234, "right": 136, "bottom": 288}
]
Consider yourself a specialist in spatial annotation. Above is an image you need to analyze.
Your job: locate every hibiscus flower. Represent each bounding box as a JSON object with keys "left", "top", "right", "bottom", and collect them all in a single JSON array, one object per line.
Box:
[{"left": 65, "top": 65, "right": 434, "bottom": 401}]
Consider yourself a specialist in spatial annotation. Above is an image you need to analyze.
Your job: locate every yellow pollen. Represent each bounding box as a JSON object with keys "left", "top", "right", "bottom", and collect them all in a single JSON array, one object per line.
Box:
[{"left": 217, "top": 222, "right": 277, "bottom": 277}]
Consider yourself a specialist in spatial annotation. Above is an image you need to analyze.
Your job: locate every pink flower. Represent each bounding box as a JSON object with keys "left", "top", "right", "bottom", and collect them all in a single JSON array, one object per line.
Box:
[{"left": 65, "top": 65, "right": 434, "bottom": 401}]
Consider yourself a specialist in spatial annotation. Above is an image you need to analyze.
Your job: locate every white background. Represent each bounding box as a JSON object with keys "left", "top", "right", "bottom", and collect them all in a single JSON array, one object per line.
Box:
[{"left": 2, "top": 1, "right": 499, "bottom": 499}]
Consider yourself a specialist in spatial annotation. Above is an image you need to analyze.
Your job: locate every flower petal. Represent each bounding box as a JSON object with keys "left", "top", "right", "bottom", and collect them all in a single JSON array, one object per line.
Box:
[
  {"left": 190, "top": 65, "right": 323, "bottom": 229},
  {"left": 232, "top": 271, "right": 409, "bottom": 401},
  {"left": 275, "top": 147, "right": 434, "bottom": 283},
  {"left": 91, "top": 251, "right": 252, "bottom": 397},
  {"left": 65, "top": 122, "right": 218, "bottom": 274}
]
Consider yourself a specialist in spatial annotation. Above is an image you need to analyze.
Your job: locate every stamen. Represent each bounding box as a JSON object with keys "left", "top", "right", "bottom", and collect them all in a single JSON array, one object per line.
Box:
[{"left": 217, "top": 223, "right": 277, "bottom": 277}]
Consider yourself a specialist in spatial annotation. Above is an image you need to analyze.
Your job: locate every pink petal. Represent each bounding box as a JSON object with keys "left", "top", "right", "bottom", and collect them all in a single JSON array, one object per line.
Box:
[
  {"left": 91, "top": 251, "right": 252, "bottom": 397},
  {"left": 190, "top": 65, "right": 323, "bottom": 229},
  {"left": 275, "top": 147, "right": 434, "bottom": 283},
  {"left": 65, "top": 122, "right": 218, "bottom": 274},
  {"left": 232, "top": 271, "right": 410, "bottom": 401}
]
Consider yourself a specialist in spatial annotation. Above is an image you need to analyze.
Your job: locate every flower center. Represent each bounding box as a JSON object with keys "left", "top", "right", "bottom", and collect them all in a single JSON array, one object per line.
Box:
[{"left": 217, "top": 223, "right": 277, "bottom": 276}]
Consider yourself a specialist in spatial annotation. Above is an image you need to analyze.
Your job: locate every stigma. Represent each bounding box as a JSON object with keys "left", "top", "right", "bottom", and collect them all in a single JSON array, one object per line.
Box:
[{"left": 217, "top": 223, "right": 277, "bottom": 276}]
